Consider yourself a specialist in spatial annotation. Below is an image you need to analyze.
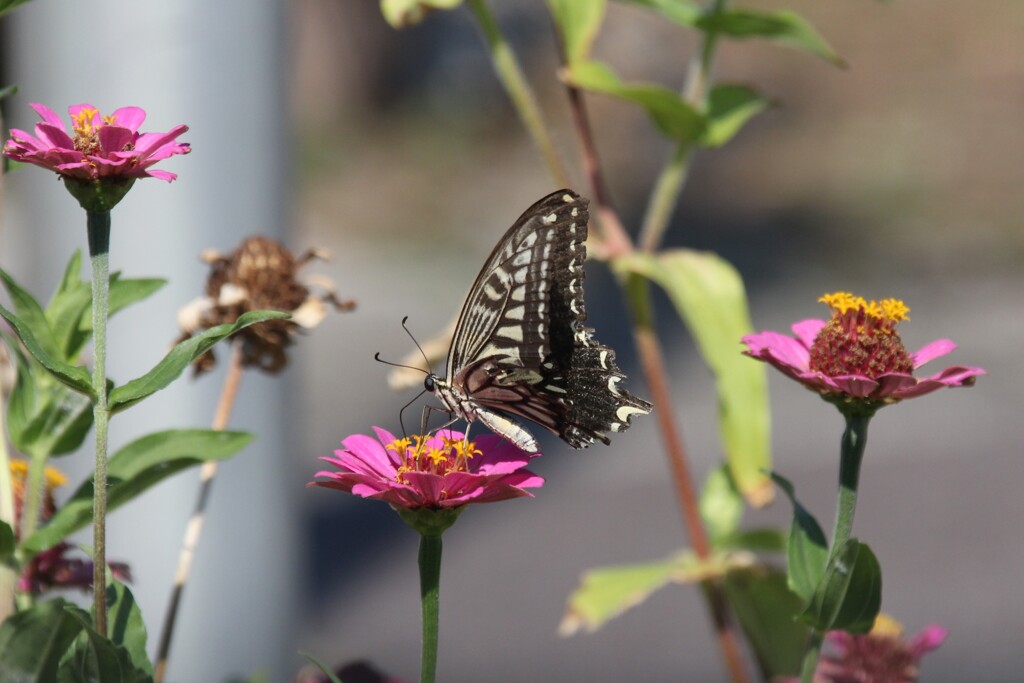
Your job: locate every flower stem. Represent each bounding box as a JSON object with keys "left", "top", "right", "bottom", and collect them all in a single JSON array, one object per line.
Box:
[
  {"left": 0, "top": 385, "right": 17, "bottom": 621},
  {"left": 20, "top": 456, "right": 45, "bottom": 541},
  {"left": 87, "top": 210, "right": 111, "bottom": 635},
  {"left": 799, "top": 412, "right": 871, "bottom": 682},
  {"left": 153, "top": 342, "right": 245, "bottom": 683},
  {"left": 637, "top": 0, "right": 729, "bottom": 253},
  {"left": 418, "top": 532, "right": 443, "bottom": 683},
  {"left": 465, "top": 0, "right": 571, "bottom": 187}
]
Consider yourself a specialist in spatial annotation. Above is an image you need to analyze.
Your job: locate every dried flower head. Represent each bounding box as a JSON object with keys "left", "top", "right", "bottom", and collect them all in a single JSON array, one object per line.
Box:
[
  {"left": 816, "top": 614, "right": 948, "bottom": 683},
  {"left": 9, "top": 459, "right": 68, "bottom": 539},
  {"left": 177, "top": 236, "right": 354, "bottom": 375}
]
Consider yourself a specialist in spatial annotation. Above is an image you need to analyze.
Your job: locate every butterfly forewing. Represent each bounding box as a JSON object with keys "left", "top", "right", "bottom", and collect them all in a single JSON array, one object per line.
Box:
[{"left": 432, "top": 189, "right": 651, "bottom": 450}]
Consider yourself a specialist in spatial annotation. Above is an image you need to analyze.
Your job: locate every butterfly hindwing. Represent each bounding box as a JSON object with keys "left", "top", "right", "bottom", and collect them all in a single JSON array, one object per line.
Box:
[{"left": 432, "top": 189, "right": 651, "bottom": 450}]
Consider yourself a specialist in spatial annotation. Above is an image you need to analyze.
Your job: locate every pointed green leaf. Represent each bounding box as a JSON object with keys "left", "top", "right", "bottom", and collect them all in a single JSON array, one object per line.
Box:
[
  {"left": 22, "top": 429, "right": 254, "bottom": 553},
  {"left": 380, "top": 0, "right": 461, "bottom": 28},
  {"left": 0, "top": 84, "right": 18, "bottom": 100},
  {"left": 614, "top": 250, "right": 773, "bottom": 506},
  {"left": 108, "top": 310, "right": 288, "bottom": 413},
  {"left": 60, "top": 609, "right": 152, "bottom": 683},
  {"left": 696, "top": 9, "right": 843, "bottom": 66},
  {"left": 0, "top": 599, "right": 86, "bottom": 682},
  {"left": 565, "top": 60, "right": 706, "bottom": 144},
  {"left": 46, "top": 251, "right": 92, "bottom": 361},
  {"left": 299, "top": 652, "right": 344, "bottom": 683},
  {"left": 0, "top": 266, "right": 61, "bottom": 360},
  {"left": 548, "top": 0, "right": 607, "bottom": 66},
  {"left": 801, "top": 538, "right": 882, "bottom": 633},
  {"left": 101, "top": 578, "right": 152, "bottom": 676},
  {"left": 723, "top": 566, "right": 808, "bottom": 677},
  {"left": 700, "top": 465, "right": 744, "bottom": 543},
  {"left": 615, "top": 0, "right": 701, "bottom": 27},
  {"left": 701, "top": 84, "right": 772, "bottom": 148},
  {"left": 0, "top": 1, "right": 35, "bottom": 18},
  {"left": 714, "top": 528, "right": 787, "bottom": 554},
  {"left": 0, "top": 520, "right": 14, "bottom": 558},
  {"left": 770, "top": 472, "right": 828, "bottom": 602},
  {"left": 0, "top": 304, "right": 94, "bottom": 397}
]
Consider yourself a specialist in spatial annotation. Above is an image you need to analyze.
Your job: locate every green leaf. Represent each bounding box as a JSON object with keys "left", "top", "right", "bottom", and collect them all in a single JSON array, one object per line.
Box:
[
  {"left": 299, "top": 652, "right": 344, "bottom": 683},
  {"left": 0, "top": 520, "right": 14, "bottom": 558},
  {"left": 559, "top": 550, "right": 744, "bottom": 635},
  {"left": 108, "top": 310, "right": 288, "bottom": 413},
  {"left": 0, "top": 303, "right": 94, "bottom": 397},
  {"left": 615, "top": 0, "right": 701, "bottom": 27},
  {"left": 714, "top": 528, "right": 787, "bottom": 554},
  {"left": 81, "top": 275, "right": 167, "bottom": 335},
  {"left": 101, "top": 579, "right": 152, "bottom": 677},
  {"left": 700, "top": 465, "right": 744, "bottom": 543},
  {"left": 0, "top": 84, "right": 18, "bottom": 100},
  {"left": 723, "top": 566, "right": 808, "bottom": 677},
  {"left": 565, "top": 60, "right": 706, "bottom": 144},
  {"left": 548, "top": 0, "right": 607, "bottom": 65},
  {"left": 59, "top": 609, "right": 152, "bottom": 683},
  {"left": 614, "top": 250, "right": 773, "bottom": 506},
  {"left": 0, "top": 599, "right": 86, "bottom": 683},
  {"left": 4, "top": 333, "right": 93, "bottom": 458},
  {"left": 46, "top": 252, "right": 92, "bottom": 361},
  {"left": 380, "top": 0, "right": 461, "bottom": 28},
  {"left": 701, "top": 84, "right": 772, "bottom": 148},
  {"left": 696, "top": 9, "right": 843, "bottom": 66},
  {"left": 801, "top": 538, "right": 882, "bottom": 633},
  {"left": 0, "top": 266, "right": 61, "bottom": 361},
  {"left": 770, "top": 472, "right": 828, "bottom": 603},
  {"left": 0, "top": 0, "right": 34, "bottom": 19},
  {"left": 22, "top": 429, "right": 254, "bottom": 553}
]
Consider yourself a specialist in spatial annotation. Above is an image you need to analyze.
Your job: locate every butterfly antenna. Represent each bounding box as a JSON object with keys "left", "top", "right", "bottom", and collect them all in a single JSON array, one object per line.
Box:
[
  {"left": 372, "top": 352, "right": 429, "bottom": 375},
  {"left": 397, "top": 387, "right": 429, "bottom": 440},
  {"left": 401, "top": 316, "right": 432, "bottom": 373}
]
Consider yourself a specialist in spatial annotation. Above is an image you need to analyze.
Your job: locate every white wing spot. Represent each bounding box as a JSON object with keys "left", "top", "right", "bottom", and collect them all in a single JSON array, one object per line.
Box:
[
  {"left": 610, "top": 422, "right": 623, "bottom": 432},
  {"left": 599, "top": 350, "right": 608, "bottom": 368},
  {"left": 616, "top": 406, "right": 648, "bottom": 421},
  {"left": 522, "top": 231, "right": 538, "bottom": 247},
  {"left": 510, "top": 286, "right": 525, "bottom": 302},
  {"left": 504, "top": 305, "right": 525, "bottom": 321},
  {"left": 546, "top": 384, "right": 567, "bottom": 394},
  {"left": 512, "top": 250, "right": 531, "bottom": 267},
  {"left": 496, "top": 325, "right": 524, "bottom": 342},
  {"left": 562, "top": 194, "right": 574, "bottom": 203},
  {"left": 571, "top": 207, "right": 578, "bottom": 217},
  {"left": 513, "top": 267, "right": 528, "bottom": 284},
  {"left": 607, "top": 376, "right": 623, "bottom": 395},
  {"left": 483, "top": 282, "right": 503, "bottom": 300},
  {"left": 542, "top": 212, "right": 557, "bottom": 225}
]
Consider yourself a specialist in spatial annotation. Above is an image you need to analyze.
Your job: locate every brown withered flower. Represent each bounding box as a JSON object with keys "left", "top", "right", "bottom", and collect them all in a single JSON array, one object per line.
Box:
[{"left": 176, "top": 236, "right": 354, "bottom": 375}]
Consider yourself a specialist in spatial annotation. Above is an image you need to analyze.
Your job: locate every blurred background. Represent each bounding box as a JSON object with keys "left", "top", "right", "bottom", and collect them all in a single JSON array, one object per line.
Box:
[{"left": 1, "top": 0, "right": 1022, "bottom": 681}]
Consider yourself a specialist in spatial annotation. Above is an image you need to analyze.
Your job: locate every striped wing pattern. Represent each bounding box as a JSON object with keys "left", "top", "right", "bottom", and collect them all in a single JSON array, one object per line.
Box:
[{"left": 431, "top": 189, "right": 652, "bottom": 451}]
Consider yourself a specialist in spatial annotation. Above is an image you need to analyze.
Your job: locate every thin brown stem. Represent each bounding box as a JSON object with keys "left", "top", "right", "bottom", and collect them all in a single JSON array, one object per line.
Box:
[{"left": 153, "top": 342, "right": 245, "bottom": 683}]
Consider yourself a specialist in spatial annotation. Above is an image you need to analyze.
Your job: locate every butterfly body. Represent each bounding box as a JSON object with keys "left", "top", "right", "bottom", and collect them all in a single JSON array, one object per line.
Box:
[{"left": 426, "top": 189, "right": 651, "bottom": 451}]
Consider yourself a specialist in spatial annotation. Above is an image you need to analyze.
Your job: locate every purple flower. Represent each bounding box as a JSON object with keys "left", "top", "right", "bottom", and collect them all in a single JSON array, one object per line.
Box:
[
  {"left": 4, "top": 103, "right": 190, "bottom": 182},
  {"left": 743, "top": 292, "right": 983, "bottom": 410},
  {"left": 308, "top": 428, "right": 543, "bottom": 509},
  {"left": 18, "top": 542, "right": 132, "bottom": 595},
  {"left": 817, "top": 616, "right": 948, "bottom": 683}
]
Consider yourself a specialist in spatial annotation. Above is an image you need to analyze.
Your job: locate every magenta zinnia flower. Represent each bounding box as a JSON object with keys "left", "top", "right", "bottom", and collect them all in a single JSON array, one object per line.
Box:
[
  {"left": 743, "top": 292, "right": 983, "bottom": 411},
  {"left": 4, "top": 103, "right": 189, "bottom": 182},
  {"left": 309, "top": 428, "right": 543, "bottom": 509},
  {"left": 816, "top": 615, "right": 948, "bottom": 683}
]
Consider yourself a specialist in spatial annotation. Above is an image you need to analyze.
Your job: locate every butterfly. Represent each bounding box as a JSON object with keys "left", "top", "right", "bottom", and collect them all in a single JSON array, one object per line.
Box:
[{"left": 424, "top": 189, "right": 652, "bottom": 451}]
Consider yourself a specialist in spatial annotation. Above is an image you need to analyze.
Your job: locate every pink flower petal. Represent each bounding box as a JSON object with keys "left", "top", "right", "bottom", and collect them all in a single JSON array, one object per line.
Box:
[
  {"left": 109, "top": 106, "right": 146, "bottom": 132},
  {"left": 33, "top": 122, "right": 75, "bottom": 150},
  {"left": 791, "top": 318, "right": 825, "bottom": 349},
  {"left": 98, "top": 125, "right": 135, "bottom": 154},
  {"left": 29, "top": 103, "right": 65, "bottom": 128},
  {"left": 829, "top": 374, "right": 880, "bottom": 399},
  {"left": 743, "top": 330, "right": 812, "bottom": 372},
  {"left": 910, "top": 339, "right": 957, "bottom": 368},
  {"left": 908, "top": 624, "right": 948, "bottom": 657}
]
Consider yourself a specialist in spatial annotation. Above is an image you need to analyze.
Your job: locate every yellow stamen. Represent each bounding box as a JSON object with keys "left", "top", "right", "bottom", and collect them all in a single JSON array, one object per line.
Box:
[
  {"left": 870, "top": 613, "right": 905, "bottom": 639},
  {"left": 820, "top": 291, "right": 910, "bottom": 326},
  {"left": 8, "top": 460, "right": 68, "bottom": 488}
]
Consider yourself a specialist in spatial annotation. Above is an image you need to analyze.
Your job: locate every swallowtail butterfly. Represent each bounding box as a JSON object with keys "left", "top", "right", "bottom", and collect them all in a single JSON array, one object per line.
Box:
[{"left": 424, "top": 189, "right": 652, "bottom": 451}]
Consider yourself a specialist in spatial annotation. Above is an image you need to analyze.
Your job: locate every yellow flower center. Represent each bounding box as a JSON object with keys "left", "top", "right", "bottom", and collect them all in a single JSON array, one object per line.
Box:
[
  {"left": 870, "top": 613, "right": 905, "bottom": 640},
  {"left": 387, "top": 434, "right": 480, "bottom": 484},
  {"left": 809, "top": 292, "right": 914, "bottom": 379}
]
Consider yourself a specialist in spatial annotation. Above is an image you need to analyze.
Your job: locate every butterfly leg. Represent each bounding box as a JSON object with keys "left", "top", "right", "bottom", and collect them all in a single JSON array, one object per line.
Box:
[{"left": 419, "top": 403, "right": 460, "bottom": 438}]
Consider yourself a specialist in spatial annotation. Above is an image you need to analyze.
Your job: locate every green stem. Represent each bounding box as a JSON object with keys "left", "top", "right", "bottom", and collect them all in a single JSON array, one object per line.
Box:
[
  {"left": 466, "top": 0, "right": 571, "bottom": 187},
  {"left": 20, "top": 456, "right": 45, "bottom": 540},
  {"left": 637, "top": 0, "right": 729, "bottom": 253},
  {"left": 799, "top": 411, "right": 871, "bottom": 681},
  {"left": 418, "top": 533, "right": 443, "bottom": 683},
  {"left": 87, "top": 210, "right": 111, "bottom": 636},
  {"left": 0, "top": 384, "right": 16, "bottom": 620}
]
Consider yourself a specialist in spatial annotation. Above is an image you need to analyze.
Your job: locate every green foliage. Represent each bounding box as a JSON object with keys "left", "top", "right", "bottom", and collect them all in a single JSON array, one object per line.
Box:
[
  {"left": 800, "top": 538, "right": 882, "bottom": 633},
  {"left": 0, "top": 599, "right": 86, "bottom": 683},
  {"left": 299, "top": 652, "right": 344, "bottom": 683},
  {"left": 702, "top": 84, "right": 772, "bottom": 148},
  {"left": 58, "top": 610, "right": 152, "bottom": 683},
  {"left": 565, "top": 61, "right": 706, "bottom": 144},
  {"left": 101, "top": 578, "right": 152, "bottom": 677},
  {"left": 108, "top": 310, "right": 288, "bottom": 413},
  {"left": 0, "top": 520, "right": 14, "bottom": 558},
  {"left": 0, "top": 301, "right": 94, "bottom": 397},
  {"left": 770, "top": 472, "right": 828, "bottom": 603},
  {"left": 380, "top": 0, "right": 461, "bottom": 28},
  {"left": 615, "top": 250, "right": 773, "bottom": 506},
  {"left": 695, "top": 9, "right": 843, "bottom": 66},
  {"left": 723, "top": 567, "right": 808, "bottom": 677},
  {"left": 0, "top": 0, "right": 33, "bottom": 19},
  {"left": 547, "top": 0, "right": 607, "bottom": 65},
  {"left": 21, "top": 429, "right": 254, "bottom": 553},
  {"left": 615, "top": 0, "right": 701, "bottom": 27},
  {"left": 699, "top": 465, "right": 744, "bottom": 543}
]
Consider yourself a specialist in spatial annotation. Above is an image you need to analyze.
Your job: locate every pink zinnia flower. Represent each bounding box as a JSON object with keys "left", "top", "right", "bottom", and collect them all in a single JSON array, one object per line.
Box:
[
  {"left": 743, "top": 292, "right": 983, "bottom": 410},
  {"left": 308, "top": 428, "right": 543, "bottom": 509},
  {"left": 817, "top": 615, "right": 948, "bottom": 683},
  {"left": 4, "top": 103, "right": 189, "bottom": 182}
]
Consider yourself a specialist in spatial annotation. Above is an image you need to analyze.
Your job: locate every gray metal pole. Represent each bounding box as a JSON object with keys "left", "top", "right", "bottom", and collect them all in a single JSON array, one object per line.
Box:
[{"left": 2, "top": 2, "right": 296, "bottom": 680}]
